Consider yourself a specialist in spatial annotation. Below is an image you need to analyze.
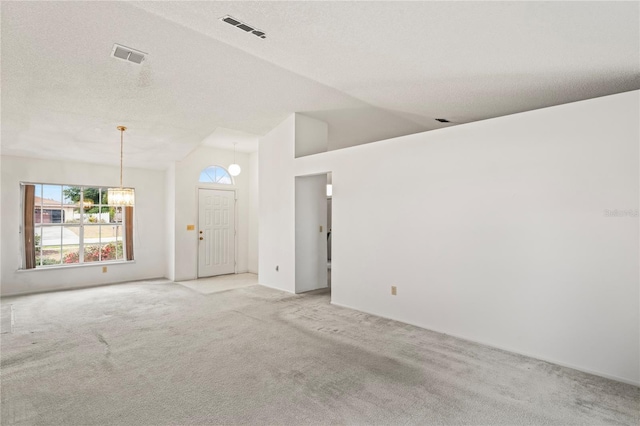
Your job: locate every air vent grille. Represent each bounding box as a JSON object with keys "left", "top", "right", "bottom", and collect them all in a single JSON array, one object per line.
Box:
[
  {"left": 237, "top": 23, "right": 254, "bottom": 32},
  {"left": 223, "top": 17, "right": 241, "bottom": 26},
  {"left": 220, "top": 15, "right": 266, "bottom": 39},
  {"left": 111, "top": 44, "right": 147, "bottom": 64}
]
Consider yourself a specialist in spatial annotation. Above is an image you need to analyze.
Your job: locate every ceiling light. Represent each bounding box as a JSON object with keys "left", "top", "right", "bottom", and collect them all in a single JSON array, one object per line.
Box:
[
  {"left": 228, "top": 164, "right": 241, "bottom": 176},
  {"left": 220, "top": 15, "right": 267, "bottom": 39},
  {"left": 111, "top": 44, "right": 147, "bottom": 64},
  {"left": 229, "top": 143, "right": 241, "bottom": 177},
  {"left": 107, "top": 126, "right": 135, "bottom": 206}
]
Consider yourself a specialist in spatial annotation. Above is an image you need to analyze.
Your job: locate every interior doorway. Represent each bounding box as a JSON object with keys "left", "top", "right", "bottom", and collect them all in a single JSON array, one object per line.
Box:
[
  {"left": 294, "top": 173, "right": 330, "bottom": 294},
  {"left": 327, "top": 173, "right": 332, "bottom": 288},
  {"left": 198, "top": 188, "right": 235, "bottom": 278}
]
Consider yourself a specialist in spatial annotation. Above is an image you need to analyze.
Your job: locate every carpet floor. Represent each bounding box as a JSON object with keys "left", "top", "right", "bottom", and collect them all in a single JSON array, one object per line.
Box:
[
  {"left": 1, "top": 279, "right": 638, "bottom": 425},
  {"left": 177, "top": 273, "right": 259, "bottom": 295}
]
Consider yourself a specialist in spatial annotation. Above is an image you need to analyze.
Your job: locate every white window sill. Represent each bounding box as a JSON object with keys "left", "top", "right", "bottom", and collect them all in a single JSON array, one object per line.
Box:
[{"left": 17, "top": 260, "right": 135, "bottom": 272}]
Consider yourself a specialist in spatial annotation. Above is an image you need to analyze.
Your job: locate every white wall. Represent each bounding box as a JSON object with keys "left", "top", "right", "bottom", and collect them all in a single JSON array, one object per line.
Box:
[
  {"left": 1, "top": 157, "right": 5, "bottom": 286},
  {"left": 260, "top": 91, "right": 640, "bottom": 385},
  {"left": 248, "top": 152, "right": 259, "bottom": 273},
  {"left": 295, "top": 114, "right": 328, "bottom": 158},
  {"left": 172, "top": 146, "right": 252, "bottom": 281},
  {"left": 258, "top": 115, "right": 296, "bottom": 292},
  {"left": 0, "top": 156, "right": 166, "bottom": 296},
  {"left": 295, "top": 175, "right": 328, "bottom": 293},
  {"left": 165, "top": 163, "right": 176, "bottom": 281}
]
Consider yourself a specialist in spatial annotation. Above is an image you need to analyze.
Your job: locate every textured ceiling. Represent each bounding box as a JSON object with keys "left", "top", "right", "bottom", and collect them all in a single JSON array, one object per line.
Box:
[{"left": 2, "top": 1, "right": 639, "bottom": 170}]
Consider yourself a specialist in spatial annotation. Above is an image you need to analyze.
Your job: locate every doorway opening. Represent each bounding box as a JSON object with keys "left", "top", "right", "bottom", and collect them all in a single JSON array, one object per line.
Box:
[
  {"left": 326, "top": 172, "right": 332, "bottom": 288},
  {"left": 198, "top": 188, "right": 236, "bottom": 278},
  {"left": 294, "top": 173, "right": 332, "bottom": 295}
]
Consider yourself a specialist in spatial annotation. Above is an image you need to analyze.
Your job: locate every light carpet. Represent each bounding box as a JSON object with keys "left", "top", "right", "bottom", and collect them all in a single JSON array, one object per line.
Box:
[
  {"left": 1, "top": 280, "right": 638, "bottom": 425},
  {"left": 177, "top": 273, "right": 258, "bottom": 294}
]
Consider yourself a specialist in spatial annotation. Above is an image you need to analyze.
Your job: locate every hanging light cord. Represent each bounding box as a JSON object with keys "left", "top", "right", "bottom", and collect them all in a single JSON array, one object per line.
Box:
[{"left": 118, "top": 126, "right": 127, "bottom": 188}]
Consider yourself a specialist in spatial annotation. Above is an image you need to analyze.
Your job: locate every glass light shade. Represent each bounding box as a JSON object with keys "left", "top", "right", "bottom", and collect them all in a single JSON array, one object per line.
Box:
[
  {"left": 326, "top": 184, "right": 333, "bottom": 197},
  {"left": 228, "top": 163, "right": 241, "bottom": 176},
  {"left": 107, "top": 188, "right": 135, "bottom": 206}
]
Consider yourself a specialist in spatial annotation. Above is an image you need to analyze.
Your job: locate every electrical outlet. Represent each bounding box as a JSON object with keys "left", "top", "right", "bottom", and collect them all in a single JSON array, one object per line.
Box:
[
  {"left": 391, "top": 286, "right": 397, "bottom": 295},
  {"left": 102, "top": 266, "right": 108, "bottom": 273}
]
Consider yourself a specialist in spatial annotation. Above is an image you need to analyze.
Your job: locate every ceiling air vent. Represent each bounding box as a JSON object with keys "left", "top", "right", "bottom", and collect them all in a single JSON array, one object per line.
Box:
[
  {"left": 220, "top": 15, "right": 266, "bottom": 39},
  {"left": 237, "top": 23, "right": 254, "bottom": 32},
  {"left": 222, "top": 16, "right": 241, "bottom": 26},
  {"left": 111, "top": 44, "right": 147, "bottom": 64}
]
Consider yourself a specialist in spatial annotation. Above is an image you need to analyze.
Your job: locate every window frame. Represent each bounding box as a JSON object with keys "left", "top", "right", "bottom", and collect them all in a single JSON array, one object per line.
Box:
[
  {"left": 20, "top": 182, "right": 135, "bottom": 269},
  {"left": 198, "top": 165, "right": 234, "bottom": 185}
]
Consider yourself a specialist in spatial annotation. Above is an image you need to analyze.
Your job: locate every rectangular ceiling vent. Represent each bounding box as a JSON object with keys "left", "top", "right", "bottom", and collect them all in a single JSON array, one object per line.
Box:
[
  {"left": 111, "top": 44, "right": 147, "bottom": 64},
  {"left": 220, "top": 15, "right": 266, "bottom": 39}
]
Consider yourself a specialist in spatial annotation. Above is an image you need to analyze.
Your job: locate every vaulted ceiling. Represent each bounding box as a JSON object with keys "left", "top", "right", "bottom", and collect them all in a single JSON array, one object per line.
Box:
[{"left": 2, "top": 1, "right": 638, "bottom": 169}]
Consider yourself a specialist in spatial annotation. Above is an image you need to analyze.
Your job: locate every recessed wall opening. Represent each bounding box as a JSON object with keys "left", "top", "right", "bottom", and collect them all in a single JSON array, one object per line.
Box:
[
  {"left": 295, "top": 173, "right": 331, "bottom": 295},
  {"left": 294, "top": 114, "right": 328, "bottom": 158},
  {"left": 327, "top": 172, "right": 332, "bottom": 288}
]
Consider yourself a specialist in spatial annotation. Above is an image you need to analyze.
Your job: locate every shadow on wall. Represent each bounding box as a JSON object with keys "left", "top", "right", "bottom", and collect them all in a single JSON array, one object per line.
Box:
[{"left": 300, "top": 106, "right": 429, "bottom": 152}]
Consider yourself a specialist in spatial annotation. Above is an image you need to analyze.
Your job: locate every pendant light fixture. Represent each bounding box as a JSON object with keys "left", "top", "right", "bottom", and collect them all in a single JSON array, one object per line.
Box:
[
  {"left": 107, "top": 126, "right": 135, "bottom": 206},
  {"left": 228, "top": 142, "right": 241, "bottom": 177}
]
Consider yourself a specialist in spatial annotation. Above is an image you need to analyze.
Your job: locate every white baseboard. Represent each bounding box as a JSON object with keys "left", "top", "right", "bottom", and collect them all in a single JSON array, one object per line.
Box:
[
  {"left": 2, "top": 277, "right": 168, "bottom": 298},
  {"left": 259, "top": 282, "right": 295, "bottom": 294}
]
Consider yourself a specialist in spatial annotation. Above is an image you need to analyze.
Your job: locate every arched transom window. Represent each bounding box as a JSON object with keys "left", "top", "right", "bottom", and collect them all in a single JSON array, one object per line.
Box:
[{"left": 199, "top": 166, "right": 233, "bottom": 184}]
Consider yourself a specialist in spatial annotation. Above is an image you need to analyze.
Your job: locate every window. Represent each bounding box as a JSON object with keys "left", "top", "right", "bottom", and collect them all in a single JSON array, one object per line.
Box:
[
  {"left": 199, "top": 166, "right": 233, "bottom": 184},
  {"left": 21, "top": 183, "right": 134, "bottom": 269}
]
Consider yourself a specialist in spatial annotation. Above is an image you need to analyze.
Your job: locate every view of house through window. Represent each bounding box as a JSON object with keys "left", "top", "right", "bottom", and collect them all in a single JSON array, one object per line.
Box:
[{"left": 22, "top": 183, "right": 134, "bottom": 268}]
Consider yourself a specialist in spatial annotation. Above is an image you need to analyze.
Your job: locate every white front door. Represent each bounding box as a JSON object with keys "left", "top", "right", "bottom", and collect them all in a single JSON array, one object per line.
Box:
[{"left": 198, "top": 189, "right": 235, "bottom": 277}]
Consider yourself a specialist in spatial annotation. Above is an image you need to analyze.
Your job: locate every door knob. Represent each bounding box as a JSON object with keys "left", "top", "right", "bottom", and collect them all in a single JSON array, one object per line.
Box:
[{"left": 199, "top": 237, "right": 204, "bottom": 240}]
